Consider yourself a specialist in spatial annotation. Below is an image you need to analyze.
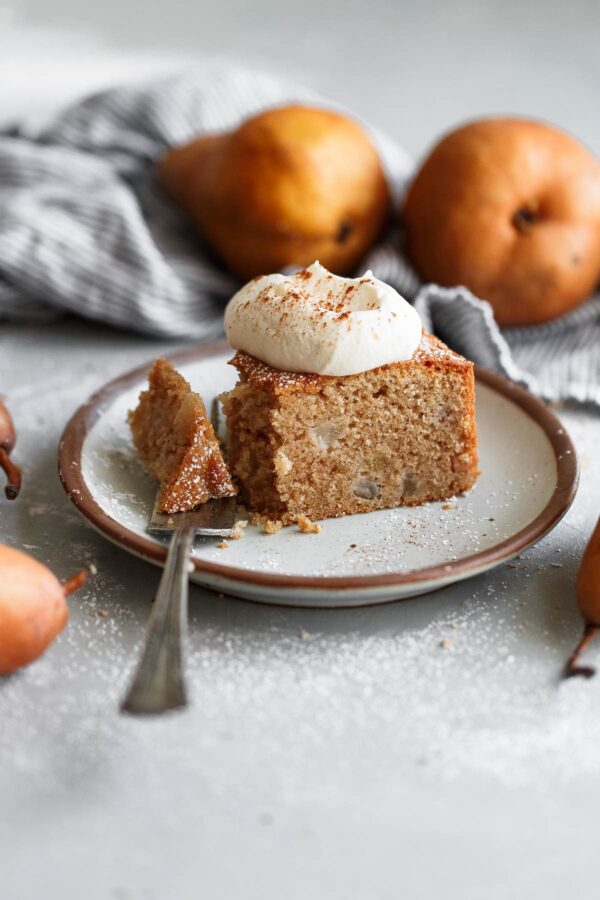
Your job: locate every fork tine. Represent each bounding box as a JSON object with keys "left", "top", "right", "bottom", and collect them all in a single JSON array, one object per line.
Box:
[{"left": 148, "top": 495, "right": 237, "bottom": 537}]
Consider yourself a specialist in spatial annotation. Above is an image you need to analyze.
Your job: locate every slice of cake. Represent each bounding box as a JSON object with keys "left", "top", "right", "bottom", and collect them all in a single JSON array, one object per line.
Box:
[
  {"left": 221, "top": 334, "right": 478, "bottom": 522},
  {"left": 129, "top": 358, "right": 236, "bottom": 514},
  {"left": 220, "top": 261, "right": 479, "bottom": 523}
]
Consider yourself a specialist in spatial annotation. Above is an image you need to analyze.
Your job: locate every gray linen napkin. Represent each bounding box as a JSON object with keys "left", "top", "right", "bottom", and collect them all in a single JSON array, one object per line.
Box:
[{"left": 0, "top": 63, "right": 598, "bottom": 406}]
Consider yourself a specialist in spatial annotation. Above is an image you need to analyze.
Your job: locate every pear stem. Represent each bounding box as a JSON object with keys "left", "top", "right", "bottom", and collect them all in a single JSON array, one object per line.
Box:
[
  {"left": 0, "top": 448, "right": 21, "bottom": 500},
  {"left": 62, "top": 565, "right": 95, "bottom": 597},
  {"left": 563, "top": 623, "right": 600, "bottom": 679}
]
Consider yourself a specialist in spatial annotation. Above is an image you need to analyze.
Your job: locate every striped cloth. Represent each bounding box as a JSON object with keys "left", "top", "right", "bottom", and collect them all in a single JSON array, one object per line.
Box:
[{"left": 1, "top": 63, "right": 599, "bottom": 407}]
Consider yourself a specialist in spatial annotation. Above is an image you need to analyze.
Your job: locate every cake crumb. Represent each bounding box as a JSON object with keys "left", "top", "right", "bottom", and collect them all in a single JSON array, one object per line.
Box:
[
  {"left": 249, "top": 512, "right": 285, "bottom": 534},
  {"left": 230, "top": 520, "right": 248, "bottom": 540},
  {"left": 263, "top": 519, "right": 283, "bottom": 535},
  {"left": 218, "top": 540, "right": 229, "bottom": 549},
  {"left": 297, "top": 515, "right": 322, "bottom": 534},
  {"left": 98, "top": 610, "right": 109, "bottom": 618},
  {"left": 440, "top": 638, "right": 452, "bottom": 649},
  {"left": 442, "top": 502, "right": 458, "bottom": 510},
  {"left": 299, "top": 629, "right": 310, "bottom": 640}
]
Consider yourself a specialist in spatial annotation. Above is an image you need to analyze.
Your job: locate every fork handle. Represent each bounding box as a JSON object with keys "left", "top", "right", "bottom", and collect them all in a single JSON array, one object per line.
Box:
[{"left": 121, "top": 525, "right": 194, "bottom": 715}]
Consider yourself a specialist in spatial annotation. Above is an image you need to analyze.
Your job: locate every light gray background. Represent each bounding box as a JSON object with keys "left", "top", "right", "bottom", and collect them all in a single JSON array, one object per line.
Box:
[{"left": 2, "top": 3, "right": 600, "bottom": 899}]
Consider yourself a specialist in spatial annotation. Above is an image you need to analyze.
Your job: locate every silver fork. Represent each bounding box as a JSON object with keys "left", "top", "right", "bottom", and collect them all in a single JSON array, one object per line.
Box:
[{"left": 120, "top": 495, "right": 237, "bottom": 716}]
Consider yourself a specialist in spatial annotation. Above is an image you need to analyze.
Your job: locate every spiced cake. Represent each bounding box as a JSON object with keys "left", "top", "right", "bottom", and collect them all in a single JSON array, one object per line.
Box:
[
  {"left": 129, "top": 358, "right": 236, "bottom": 514},
  {"left": 220, "top": 261, "right": 479, "bottom": 523}
]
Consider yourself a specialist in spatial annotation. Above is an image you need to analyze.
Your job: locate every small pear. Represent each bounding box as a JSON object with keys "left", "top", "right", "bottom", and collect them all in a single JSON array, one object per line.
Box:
[
  {"left": 564, "top": 516, "right": 600, "bottom": 678},
  {"left": 404, "top": 118, "right": 600, "bottom": 326},
  {"left": 159, "top": 105, "right": 390, "bottom": 280},
  {"left": 0, "top": 544, "right": 93, "bottom": 675},
  {"left": 0, "top": 399, "right": 21, "bottom": 499}
]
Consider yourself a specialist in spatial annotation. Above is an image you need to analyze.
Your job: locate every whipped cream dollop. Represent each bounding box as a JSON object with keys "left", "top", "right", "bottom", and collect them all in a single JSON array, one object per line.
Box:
[{"left": 224, "top": 261, "right": 422, "bottom": 376}]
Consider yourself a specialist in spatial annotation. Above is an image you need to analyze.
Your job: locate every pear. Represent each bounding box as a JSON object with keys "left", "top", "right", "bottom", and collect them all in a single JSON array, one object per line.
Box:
[
  {"left": 404, "top": 118, "right": 600, "bottom": 326},
  {"left": 564, "top": 517, "right": 600, "bottom": 678},
  {"left": 159, "top": 105, "right": 390, "bottom": 280},
  {"left": 0, "top": 544, "right": 93, "bottom": 675},
  {"left": 0, "top": 399, "right": 21, "bottom": 499}
]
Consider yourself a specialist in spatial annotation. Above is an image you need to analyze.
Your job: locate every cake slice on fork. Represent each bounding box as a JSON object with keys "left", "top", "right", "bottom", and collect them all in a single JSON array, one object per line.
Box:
[{"left": 129, "top": 358, "right": 236, "bottom": 514}]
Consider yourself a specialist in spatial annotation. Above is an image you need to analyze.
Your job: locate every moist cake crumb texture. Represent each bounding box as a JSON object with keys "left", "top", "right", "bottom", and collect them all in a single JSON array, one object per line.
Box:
[
  {"left": 129, "top": 358, "right": 236, "bottom": 514},
  {"left": 220, "top": 332, "right": 479, "bottom": 522}
]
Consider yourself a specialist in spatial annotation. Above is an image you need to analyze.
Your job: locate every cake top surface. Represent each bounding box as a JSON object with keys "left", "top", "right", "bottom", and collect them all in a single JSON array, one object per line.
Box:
[
  {"left": 229, "top": 331, "right": 472, "bottom": 395},
  {"left": 224, "top": 261, "right": 422, "bottom": 376}
]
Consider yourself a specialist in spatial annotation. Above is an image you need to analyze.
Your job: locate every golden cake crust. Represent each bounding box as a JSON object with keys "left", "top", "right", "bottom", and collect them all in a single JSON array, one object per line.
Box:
[{"left": 229, "top": 331, "right": 472, "bottom": 396}]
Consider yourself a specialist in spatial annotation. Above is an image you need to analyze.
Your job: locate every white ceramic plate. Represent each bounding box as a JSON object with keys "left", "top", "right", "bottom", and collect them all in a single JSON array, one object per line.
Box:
[{"left": 59, "top": 341, "right": 578, "bottom": 607}]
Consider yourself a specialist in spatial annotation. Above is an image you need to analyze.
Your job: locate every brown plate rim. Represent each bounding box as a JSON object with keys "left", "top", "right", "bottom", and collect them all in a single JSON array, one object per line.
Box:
[{"left": 58, "top": 340, "right": 579, "bottom": 592}]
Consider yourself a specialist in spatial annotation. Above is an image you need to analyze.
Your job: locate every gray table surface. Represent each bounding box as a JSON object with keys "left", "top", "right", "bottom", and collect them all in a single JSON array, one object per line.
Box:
[{"left": 4, "top": 1, "right": 600, "bottom": 897}]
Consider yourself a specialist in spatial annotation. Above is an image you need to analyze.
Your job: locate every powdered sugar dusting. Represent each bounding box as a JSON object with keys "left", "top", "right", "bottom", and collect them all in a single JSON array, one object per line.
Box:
[{"left": 2, "top": 537, "right": 600, "bottom": 792}]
